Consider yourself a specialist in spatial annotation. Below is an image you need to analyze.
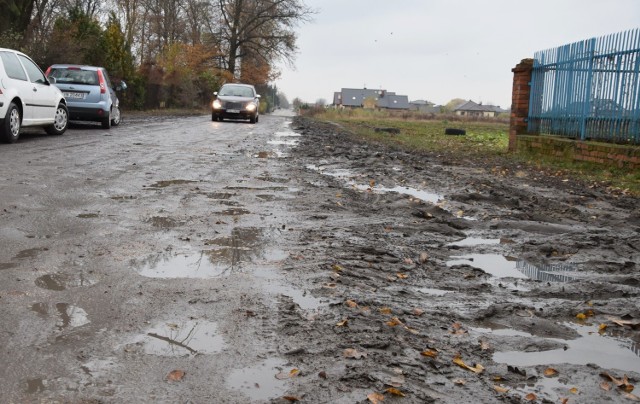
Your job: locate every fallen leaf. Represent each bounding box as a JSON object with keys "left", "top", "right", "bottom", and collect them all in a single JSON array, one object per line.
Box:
[
  {"left": 419, "top": 252, "right": 429, "bottom": 263},
  {"left": 387, "top": 376, "right": 405, "bottom": 387},
  {"left": 601, "top": 382, "right": 612, "bottom": 391},
  {"left": 569, "top": 387, "right": 578, "bottom": 394},
  {"left": 561, "top": 398, "right": 569, "bottom": 404},
  {"left": 275, "top": 368, "right": 300, "bottom": 380},
  {"left": 576, "top": 313, "right": 587, "bottom": 320},
  {"left": 336, "top": 193, "right": 342, "bottom": 198},
  {"left": 367, "top": 392, "right": 384, "bottom": 404},
  {"left": 421, "top": 349, "right": 438, "bottom": 358},
  {"left": 525, "top": 393, "right": 537, "bottom": 401},
  {"left": 336, "top": 319, "right": 348, "bottom": 327},
  {"left": 453, "top": 355, "right": 484, "bottom": 374},
  {"left": 166, "top": 369, "right": 185, "bottom": 382},
  {"left": 345, "top": 300, "right": 358, "bottom": 308},
  {"left": 544, "top": 368, "right": 558, "bottom": 377},
  {"left": 369, "top": 179, "right": 376, "bottom": 188},
  {"left": 343, "top": 348, "right": 367, "bottom": 359},
  {"left": 379, "top": 307, "right": 392, "bottom": 315},
  {"left": 493, "top": 385, "right": 509, "bottom": 393},
  {"left": 332, "top": 264, "right": 343, "bottom": 272},
  {"left": 396, "top": 273, "right": 408, "bottom": 279},
  {"left": 403, "top": 325, "right": 419, "bottom": 334},
  {"left": 412, "top": 308, "right": 424, "bottom": 316},
  {"left": 623, "top": 392, "right": 640, "bottom": 401},
  {"left": 283, "top": 396, "right": 301, "bottom": 402},
  {"left": 453, "top": 378, "right": 466, "bottom": 385},
  {"left": 323, "top": 283, "right": 337, "bottom": 289},
  {"left": 403, "top": 258, "right": 414, "bottom": 265},
  {"left": 480, "top": 340, "right": 491, "bottom": 350},
  {"left": 385, "top": 387, "right": 405, "bottom": 397},
  {"left": 599, "top": 323, "right": 608, "bottom": 332},
  {"left": 386, "top": 317, "right": 403, "bottom": 327}
]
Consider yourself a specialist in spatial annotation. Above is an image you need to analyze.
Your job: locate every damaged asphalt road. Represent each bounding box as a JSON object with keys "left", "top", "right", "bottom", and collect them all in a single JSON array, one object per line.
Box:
[{"left": 0, "top": 113, "right": 638, "bottom": 403}]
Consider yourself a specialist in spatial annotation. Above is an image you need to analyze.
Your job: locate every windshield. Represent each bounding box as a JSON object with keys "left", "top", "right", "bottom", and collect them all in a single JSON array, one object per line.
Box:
[
  {"left": 219, "top": 85, "right": 254, "bottom": 97},
  {"left": 49, "top": 68, "right": 99, "bottom": 85}
]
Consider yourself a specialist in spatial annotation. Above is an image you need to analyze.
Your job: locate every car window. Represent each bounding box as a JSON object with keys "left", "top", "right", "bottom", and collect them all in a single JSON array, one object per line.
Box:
[
  {"left": 101, "top": 69, "right": 113, "bottom": 88},
  {"left": 17, "top": 54, "right": 46, "bottom": 84},
  {"left": 49, "top": 68, "right": 99, "bottom": 85},
  {"left": 220, "top": 85, "right": 254, "bottom": 97},
  {"left": 0, "top": 51, "right": 28, "bottom": 81}
]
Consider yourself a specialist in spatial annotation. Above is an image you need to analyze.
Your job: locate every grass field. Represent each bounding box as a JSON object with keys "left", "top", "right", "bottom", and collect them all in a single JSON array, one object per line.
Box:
[{"left": 305, "top": 108, "right": 640, "bottom": 195}]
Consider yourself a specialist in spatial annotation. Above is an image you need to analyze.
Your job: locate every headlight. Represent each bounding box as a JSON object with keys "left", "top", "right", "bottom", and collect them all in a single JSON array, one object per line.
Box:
[
  {"left": 245, "top": 103, "right": 256, "bottom": 112},
  {"left": 212, "top": 99, "right": 222, "bottom": 109}
]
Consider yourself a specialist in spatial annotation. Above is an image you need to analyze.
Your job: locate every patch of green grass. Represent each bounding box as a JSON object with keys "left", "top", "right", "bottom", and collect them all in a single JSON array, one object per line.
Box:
[{"left": 310, "top": 109, "right": 640, "bottom": 195}]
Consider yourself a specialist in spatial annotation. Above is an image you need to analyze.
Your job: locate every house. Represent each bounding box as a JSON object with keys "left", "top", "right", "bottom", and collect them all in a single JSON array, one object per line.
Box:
[
  {"left": 333, "top": 88, "right": 410, "bottom": 110},
  {"left": 454, "top": 100, "right": 507, "bottom": 117},
  {"left": 410, "top": 100, "right": 442, "bottom": 113}
]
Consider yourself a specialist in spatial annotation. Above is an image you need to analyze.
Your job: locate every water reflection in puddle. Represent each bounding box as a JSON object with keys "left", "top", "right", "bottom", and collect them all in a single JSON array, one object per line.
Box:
[
  {"left": 34, "top": 273, "right": 95, "bottom": 290},
  {"left": 274, "top": 130, "right": 301, "bottom": 138},
  {"left": 133, "top": 227, "right": 287, "bottom": 278},
  {"left": 447, "top": 237, "right": 501, "bottom": 247},
  {"left": 447, "top": 254, "right": 578, "bottom": 282},
  {"left": 267, "top": 139, "right": 299, "bottom": 146},
  {"left": 132, "top": 320, "right": 225, "bottom": 356},
  {"left": 417, "top": 288, "right": 452, "bottom": 296},
  {"left": 255, "top": 266, "right": 327, "bottom": 310},
  {"left": 489, "top": 323, "right": 640, "bottom": 374},
  {"left": 226, "top": 358, "right": 288, "bottom": 401},
  {"left": 31, "top": 303, "right": 90, "bottom": 330}
]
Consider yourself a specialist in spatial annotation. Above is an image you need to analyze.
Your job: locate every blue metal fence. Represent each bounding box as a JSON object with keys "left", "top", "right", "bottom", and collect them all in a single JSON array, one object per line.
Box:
[{"left": 528, "top": 29, "right": 640, "bottom": 144}]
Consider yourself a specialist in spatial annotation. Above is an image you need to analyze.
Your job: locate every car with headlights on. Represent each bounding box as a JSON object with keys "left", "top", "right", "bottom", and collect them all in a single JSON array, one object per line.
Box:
[
  {"left": 46, "top": 64, "right": 125, "bottom": 129},
  {"left": 211, "top": 83, "right": 260, "bottom": 124},
  {"left": 0, "top": 47, "right": 68, "bottom": 143}
]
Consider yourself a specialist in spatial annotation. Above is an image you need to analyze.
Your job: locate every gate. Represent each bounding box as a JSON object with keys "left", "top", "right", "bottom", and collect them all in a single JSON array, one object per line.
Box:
[{"left": 528, "top": 29, "right": 640, "bottom": 144}]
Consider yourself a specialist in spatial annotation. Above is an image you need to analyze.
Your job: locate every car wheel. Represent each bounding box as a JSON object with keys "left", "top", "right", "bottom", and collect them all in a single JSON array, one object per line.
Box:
[
  {"left": 45, "top": 103, "right": 68, "bottom": 136},
  {"left": 0, "top": 102, "right": 21, "bottom": 143},
  {"left": 111, "top": 106, "right": 121, "bottom": 126},
  {"left": 211, "top": 113, "right": 216, "bottom": 122},
  {"left": 101, "top": 112, "right": 111, "bottom": 129},
  {"left": 219, "top": 116, "right": 224, "bottom": 122},
  {"left": 250, "top": 115, "right": 256, "bottom": 124}
]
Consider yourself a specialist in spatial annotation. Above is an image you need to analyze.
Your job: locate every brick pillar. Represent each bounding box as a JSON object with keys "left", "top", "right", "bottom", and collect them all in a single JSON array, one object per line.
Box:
[{"left": 509, "top": 58, "right": 534, "bottom": 152}]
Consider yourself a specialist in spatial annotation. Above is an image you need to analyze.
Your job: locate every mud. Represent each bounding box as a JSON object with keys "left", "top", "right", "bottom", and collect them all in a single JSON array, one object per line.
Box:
[{"left": 0, "top": 112, "right": 638, "bottom": 403}]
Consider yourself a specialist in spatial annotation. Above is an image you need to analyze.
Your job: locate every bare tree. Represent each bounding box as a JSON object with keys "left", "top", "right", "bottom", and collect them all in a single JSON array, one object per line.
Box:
[{"left": 214, "top": 0, "right": 314, "bottom": 79}]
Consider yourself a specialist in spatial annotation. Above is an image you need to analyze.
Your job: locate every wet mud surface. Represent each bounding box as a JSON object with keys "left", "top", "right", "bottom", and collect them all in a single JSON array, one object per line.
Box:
[{"left": 0, "top": 113, "right": 638, "bottom": 403}]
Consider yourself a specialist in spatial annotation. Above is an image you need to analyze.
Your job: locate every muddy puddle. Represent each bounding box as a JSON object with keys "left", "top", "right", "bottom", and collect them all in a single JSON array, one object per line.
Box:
[
  {"left": 35, "top": 273, "right": 95, "bottom": 290},
  {"left": 226, "top": 358, "right": 289, "bottom": 401},
  {"left": 146, "top": 179, "right": 198, "bottom": 189},
  {"left": 31, "top": 303, "right": 90, "bottom": 330},
  {"left": 489, "top": 322, "right": 640, "bottom": 373},
  {"left": 129, "top": 320, "right": 225, "bottom": 356},
  {"left": 447, "top": 254, "right": 580, "bottom": 282},
  {"left": 254, "top": 266, "right": 327, "bottom": 311},
  {"left": 133, "top": 227, "right": 288, "bottom": 278}
]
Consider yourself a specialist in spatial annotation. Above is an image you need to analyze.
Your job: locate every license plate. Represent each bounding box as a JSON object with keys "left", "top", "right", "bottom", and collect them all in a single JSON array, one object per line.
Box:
[
  {"left": 227, "top": 109, "right": 240, "bottom": 114},
  {"left": 63, "top": 92, "right": 85, "bottom": 99}
]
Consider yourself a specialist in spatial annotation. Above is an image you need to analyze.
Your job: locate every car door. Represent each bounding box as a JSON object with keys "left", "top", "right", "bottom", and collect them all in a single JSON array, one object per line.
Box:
[
  {"left": 0, "top": 51, "right": 33, "bottom": 122},
  {"left": 17, "top": 54, "right": 57, "bottom": 123}
]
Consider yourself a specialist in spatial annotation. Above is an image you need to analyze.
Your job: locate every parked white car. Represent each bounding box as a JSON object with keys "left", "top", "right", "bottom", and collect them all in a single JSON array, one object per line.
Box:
[{"left": 0, "top": 48, "right": 68, "bottom": 143}]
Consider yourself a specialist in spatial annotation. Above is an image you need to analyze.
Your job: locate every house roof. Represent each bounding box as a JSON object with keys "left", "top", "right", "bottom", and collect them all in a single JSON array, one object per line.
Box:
[
  {"left": 340, "top": 88, "right": 387, "bottom": 107},
  {"left": 379, "top": 94, "right": 410, "bottom": 109},
  {"left": 455, "top": 100, "right": 505, "bottom": 113}
]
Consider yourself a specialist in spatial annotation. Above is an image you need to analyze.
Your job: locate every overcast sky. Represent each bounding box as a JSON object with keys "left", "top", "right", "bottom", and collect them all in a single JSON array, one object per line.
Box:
[{"left": 275, "top": 0, "right": 640, "bottom": 108}]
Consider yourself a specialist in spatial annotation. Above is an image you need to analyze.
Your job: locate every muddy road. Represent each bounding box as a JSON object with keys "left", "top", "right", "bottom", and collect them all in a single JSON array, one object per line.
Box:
[{"left": 1, "top": 113, "right": 639, "bottom": 403}]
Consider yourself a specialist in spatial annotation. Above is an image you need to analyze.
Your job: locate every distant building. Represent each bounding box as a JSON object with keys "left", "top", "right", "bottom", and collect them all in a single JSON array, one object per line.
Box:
[
  {"left": 333, "top": 88, "right": 410, "bottom": 110},
  {"left": 409, "top": 100, "right": 442, "bottom": 113},
  {"left": 454, "top": 100, "right": 507, "bottom": 117}
]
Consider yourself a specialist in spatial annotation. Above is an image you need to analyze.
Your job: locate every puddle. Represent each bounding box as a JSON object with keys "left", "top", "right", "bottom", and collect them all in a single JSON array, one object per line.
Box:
[
  {"left": 14, "top": 247, "right": 48, "bottom": 260},
  {"left": 34, "top": 273, "right": 95, "bottom": 291},
  {"left": 131, "top": 320, "right": 225, "bottom": 356},
  {"left": 0, "top": 262, "right": 18, "bottom": 270},
  {"left": 491, "top": 323, "right": 640, "bottom": 374},
  {"left": 147, "top": 179, "right": 198, "bottom": 188},
  {"left": 417, "top": 287, "right": 453, "bottom": 296},
  {"left": 134, "top": 228, "right": 287, "bottom": 278},
  {"left": 207, "top": 192, "right": 234, "bottom": 200},
  {"left": 447, "top": 255, "right": 578, "bottom": 282},
  {"left": 255, "top": 266, "right": 327, "bottom": 310},
  {"left": 352, "top": 184, "right": 443, "bottom": 204},
  {"left": 25, "top": 378, "right": 46, "bottom": 394},
  {"left": 77, "top": 213, "right": 99, "bottom": 219},
  {"left": 51, "top": 303, "right": 90, "bottom": 330},
  {"left": 226, "top": 358, "right": 288, "bottom": 401},
  {"left": 110, "top": 195, "right": 137, "bottom": 201},
  {"left": 447, "top": 237, "right": 501, "bottom": 247},
  {"left": 267, "top": 139, "right": 299, "bottom": 146}
]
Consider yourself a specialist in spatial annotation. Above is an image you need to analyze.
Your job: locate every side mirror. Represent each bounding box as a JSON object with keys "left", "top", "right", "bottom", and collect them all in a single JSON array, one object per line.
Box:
[
  {"left": 213, "top": 92, "right": 218, "bottom": 96},
  {"left": 256, "top": 94, "right": 261, "bottom": 99},
  {"left": 116, "top": 80, "right": 127, "bottom": 91},
  {"left": 47, "top": 76, "right": 56, "bottom": 84}
]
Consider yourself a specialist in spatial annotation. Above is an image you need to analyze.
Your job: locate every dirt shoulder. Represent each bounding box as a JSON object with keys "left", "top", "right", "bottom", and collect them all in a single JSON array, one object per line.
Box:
[{"left": 272, "top": 116, "right": 640, "bottom": 403}]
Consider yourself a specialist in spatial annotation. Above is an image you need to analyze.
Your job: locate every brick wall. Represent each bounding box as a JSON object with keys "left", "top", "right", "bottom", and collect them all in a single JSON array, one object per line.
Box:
[
  {"left": 509, "top": 59, "right": 533, "bottom": 152},
  {"left": 517, "top": 135, "right": 640, "bottom": 169}
]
